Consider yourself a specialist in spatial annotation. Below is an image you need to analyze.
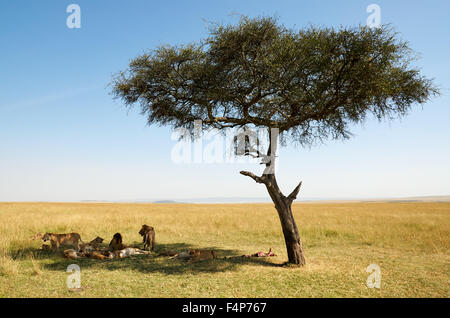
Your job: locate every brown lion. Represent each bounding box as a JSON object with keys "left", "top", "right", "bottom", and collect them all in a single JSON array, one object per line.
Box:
[
  {"left": 89, "top": 236, "right": 104, "bottom": 248},
  {"left": 138, "top": 225, "right": 155, "bottom": 251},
  {"left": 42, "top": 232, "right": 84, "bottom": 253},
  {"left": 80, "top": 236, "right": 105, "bottom": 253},
  {"left": 86, "top": 251, "right": 108, "bottom": 260},
  {"left": 109, "top": 233, "right": 126, "bottom": 251},
  {"left": 63, "top": 249, "right": 84, "bottom": 259},
  {"left": 189, "top": 249, "right": 217, "bottom": 262}
]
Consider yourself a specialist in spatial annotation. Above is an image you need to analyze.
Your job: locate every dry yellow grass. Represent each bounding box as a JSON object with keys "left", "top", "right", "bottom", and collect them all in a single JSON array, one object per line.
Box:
[{"left": 0, "top": 201, "right": 448, "bottom": 297}]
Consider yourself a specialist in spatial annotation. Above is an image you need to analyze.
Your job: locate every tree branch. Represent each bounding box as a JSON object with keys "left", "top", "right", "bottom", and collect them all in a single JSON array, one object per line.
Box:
[
  {"left": 240, "top": 171, "right": 269, "bottom": 185},
  {"left": 287, "top": 181, "right": 302, "bottom": 202}
]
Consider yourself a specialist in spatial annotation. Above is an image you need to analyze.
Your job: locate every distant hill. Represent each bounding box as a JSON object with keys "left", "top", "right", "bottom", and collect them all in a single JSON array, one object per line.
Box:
[
  {"left": 149, "top": 195, "right": 450, "bottom": 204},
  {"left": 380, "top": 195, "right": 450, "bottom": 202},
  {"left": 75, "top": 195, "right": 450, "bottom": 204},
  {"left": 152, "top": 200, "right": 183, "bottom": 204}
]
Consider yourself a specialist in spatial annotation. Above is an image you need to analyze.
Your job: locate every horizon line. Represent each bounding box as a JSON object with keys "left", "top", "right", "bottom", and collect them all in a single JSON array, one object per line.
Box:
[{"left": 1, "top": 194, "right": 449, "bottom": 204}]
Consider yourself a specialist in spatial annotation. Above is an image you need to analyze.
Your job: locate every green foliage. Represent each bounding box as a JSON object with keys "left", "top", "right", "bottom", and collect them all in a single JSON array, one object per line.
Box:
[{"left": 111, "top": 16, "right": 438, "bottom": 146}]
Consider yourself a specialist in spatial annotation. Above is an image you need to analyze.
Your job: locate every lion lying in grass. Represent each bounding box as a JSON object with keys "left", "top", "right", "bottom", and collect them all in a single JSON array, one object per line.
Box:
[
  {"left": 189, "top": 249, "right": 217, "bottom": 262},
  {"left": 63, "top": 247, "right": 150, "bottom": 260},
  {"left": 167, "top": 249, "right": 218, "bottom": 262},
  {"left": 39, "top": 230, "right": 219, "bottom": 263},
  {"left": 80, "top": 236, "right": 104, "bottom": 253},
  {"left": 114, "top": 247, "right": 150, "bottom": 258}
]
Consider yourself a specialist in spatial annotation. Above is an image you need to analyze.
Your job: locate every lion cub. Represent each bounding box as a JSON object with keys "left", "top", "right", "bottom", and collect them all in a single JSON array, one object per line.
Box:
[{"left": 43, "top": 232, "right": 84, "bottom": 252}]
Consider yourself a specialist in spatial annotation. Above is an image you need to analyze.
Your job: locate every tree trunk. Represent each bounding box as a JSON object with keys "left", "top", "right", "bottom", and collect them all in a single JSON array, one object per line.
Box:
[
  {"left": 265, "top": 175, "right": 306, "bottom": 266},
  {"left": 240, "top": 127, "right": 306, "bottom": 265}
]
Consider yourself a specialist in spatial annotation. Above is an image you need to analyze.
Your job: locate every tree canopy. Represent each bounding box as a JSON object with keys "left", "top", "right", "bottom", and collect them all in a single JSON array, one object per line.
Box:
[{"left": 111, "top": 16, "right": 437, "bottom": 146}]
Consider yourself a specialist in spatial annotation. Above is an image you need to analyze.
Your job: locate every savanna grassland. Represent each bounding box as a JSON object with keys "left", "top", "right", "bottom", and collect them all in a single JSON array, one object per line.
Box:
[{"left": 0, "top": 201, "right": 448, "bottom": 298}]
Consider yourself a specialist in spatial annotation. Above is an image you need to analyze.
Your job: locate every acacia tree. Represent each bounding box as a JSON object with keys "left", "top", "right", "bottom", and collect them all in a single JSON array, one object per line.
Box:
[{"left": 111, "top": 17, "right": 437, "bottom": 265}]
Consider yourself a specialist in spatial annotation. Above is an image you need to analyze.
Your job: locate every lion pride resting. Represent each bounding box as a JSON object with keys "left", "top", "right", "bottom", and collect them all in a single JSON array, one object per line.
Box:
[
  {"left": 40, "top": 227, "right": 219, "bottom": 263},
  {"left": 60, "top": 232, "right": 150, "bottom": 260}
]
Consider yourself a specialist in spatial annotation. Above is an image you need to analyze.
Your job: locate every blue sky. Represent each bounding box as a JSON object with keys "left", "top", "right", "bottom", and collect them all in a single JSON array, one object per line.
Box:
[{"left": 0, "top": 0, "right": 449, "bottom": 201}]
